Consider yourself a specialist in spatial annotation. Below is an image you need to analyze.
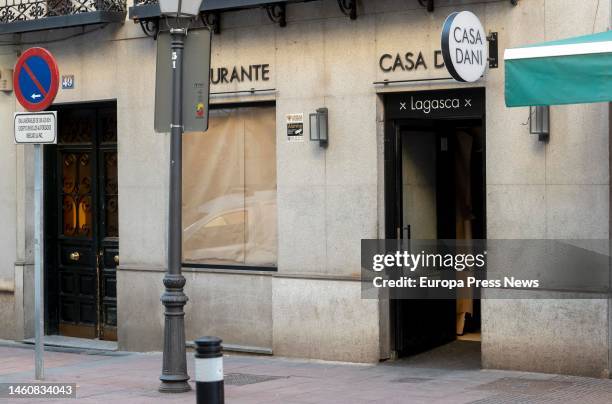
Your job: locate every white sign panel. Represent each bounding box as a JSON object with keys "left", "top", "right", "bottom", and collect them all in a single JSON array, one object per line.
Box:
[
  {"left": 14, "top": 111, "right": 57, "bottom": 144},
  {"left": 441, "top": 11, "right": 487, "bottom": 82},
  {"left": 286, "top": 113, "right": 304, "bottom": 142}
]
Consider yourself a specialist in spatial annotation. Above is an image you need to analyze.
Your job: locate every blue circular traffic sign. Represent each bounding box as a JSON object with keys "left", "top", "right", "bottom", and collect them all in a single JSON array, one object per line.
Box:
[{"left": 13, "top": 47, "right": 59, "bottom": 112}]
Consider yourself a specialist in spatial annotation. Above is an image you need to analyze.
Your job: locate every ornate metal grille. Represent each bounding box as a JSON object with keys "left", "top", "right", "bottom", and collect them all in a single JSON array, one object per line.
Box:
[
  {"left": 0, "top": 0, "right": 126, "bottom": 24},
  {"left": 132, "top": 0, "right": 155, "bottom": 5}
]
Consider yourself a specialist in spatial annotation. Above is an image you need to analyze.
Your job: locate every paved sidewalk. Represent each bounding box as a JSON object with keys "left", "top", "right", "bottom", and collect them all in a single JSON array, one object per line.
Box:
[{"left": 0, "top": 341, "right": 611, "bottom": 403}]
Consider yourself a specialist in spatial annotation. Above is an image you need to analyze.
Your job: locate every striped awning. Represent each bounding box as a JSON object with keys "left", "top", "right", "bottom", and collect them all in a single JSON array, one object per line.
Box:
[{"left": 504, "top": 31, "right": 612, "bottom": 107}]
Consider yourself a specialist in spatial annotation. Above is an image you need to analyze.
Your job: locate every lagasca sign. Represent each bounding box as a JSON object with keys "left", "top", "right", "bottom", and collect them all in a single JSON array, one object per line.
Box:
[
  {"left": 441, "top": 11, "right": 487, "bottom": 82},
  {"left": 409, "top": 96, "right": 462, "bottom": 115}
]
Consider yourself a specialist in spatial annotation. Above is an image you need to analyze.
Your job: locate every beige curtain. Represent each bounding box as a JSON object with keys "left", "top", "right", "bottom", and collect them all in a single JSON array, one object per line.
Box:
[{"left": 182, "top": 106, "right": 277, "bottom": 266}]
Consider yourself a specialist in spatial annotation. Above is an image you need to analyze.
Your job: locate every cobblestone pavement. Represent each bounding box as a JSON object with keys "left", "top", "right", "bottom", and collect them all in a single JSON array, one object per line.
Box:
[{"left": 0, "top": 341, "right": 611, "bottom": 403}]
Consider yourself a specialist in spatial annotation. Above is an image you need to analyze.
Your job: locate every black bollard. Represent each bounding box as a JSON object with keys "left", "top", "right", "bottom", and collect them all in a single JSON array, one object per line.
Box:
[{"left": 194, "top": 336, "right": 224, "bottom": 404}]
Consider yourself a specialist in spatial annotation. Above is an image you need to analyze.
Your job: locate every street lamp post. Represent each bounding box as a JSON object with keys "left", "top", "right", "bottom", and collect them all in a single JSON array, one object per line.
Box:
[{"left": 158, "top": 0, "right": 203, "bottom": 394}]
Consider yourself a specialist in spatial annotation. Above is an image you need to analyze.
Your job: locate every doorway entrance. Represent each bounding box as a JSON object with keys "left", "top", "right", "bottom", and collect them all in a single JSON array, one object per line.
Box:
[
  {"left": 384, "top": 88, "right": 485, "bottom": 357},
  {"left": 44, "top": 101, "right": 118, "bottom": 341}
]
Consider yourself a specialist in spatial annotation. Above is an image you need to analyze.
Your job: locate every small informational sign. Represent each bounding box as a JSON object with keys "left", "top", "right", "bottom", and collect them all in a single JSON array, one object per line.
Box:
[
  {"left": 441, "top": 11, "right": 487, "bottom": 82},
  {"left": 13, "top": 48, "right": 60, "bottom": 111},
  {"left": 0, "top": 68, "right": 13, "bottom": 91},
  {"left": 155, "top": 29, "right": 212, "bottom": 133},
  {"left": 61, "top": 75, "right": 74, "bottom": 89},
  {"left": 286, "top": 113, "right": 304, "bottom": 142},
  {"left": 14, "top": 111, "right": 57, "bottom": 144}
]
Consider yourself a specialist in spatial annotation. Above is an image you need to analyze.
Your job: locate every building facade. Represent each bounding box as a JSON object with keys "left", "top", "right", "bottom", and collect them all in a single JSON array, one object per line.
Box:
[{"left": 0, "top": 0, "right": 610, "bottom": 378}]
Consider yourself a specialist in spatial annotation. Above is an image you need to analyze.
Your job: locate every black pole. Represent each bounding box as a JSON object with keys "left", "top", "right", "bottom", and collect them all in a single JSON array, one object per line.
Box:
[
  {"left": 160, "top": 27, "right": 191, "bottom": 393},
  {"left": 195, "top": 337, "right": 224, "bottom": 404}
]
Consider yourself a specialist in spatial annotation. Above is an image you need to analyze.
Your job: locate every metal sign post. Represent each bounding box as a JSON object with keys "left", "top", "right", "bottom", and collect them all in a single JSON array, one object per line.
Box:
[
  {"left": 13, "top": 46, "right": 60, "bottom": 381},
  {"left": 33, "top": 143, "right": 44, "bottom": 380},
  {"left": 13, "top": 111, "right": 58, "bottom": 381},
  {"left": 153, "top": 23, "right": 212, "bottom": 392}
]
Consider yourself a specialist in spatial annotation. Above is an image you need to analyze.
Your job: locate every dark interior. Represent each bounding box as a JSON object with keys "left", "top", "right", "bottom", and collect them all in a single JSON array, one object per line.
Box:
[{"left": 386, "top": 117, "right": 485, "bottom": 357}]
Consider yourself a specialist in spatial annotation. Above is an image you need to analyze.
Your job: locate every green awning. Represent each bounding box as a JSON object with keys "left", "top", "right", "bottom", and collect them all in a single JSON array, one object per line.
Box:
[{"left": 505, "top": 31, "right": 612, "bottom": 107}]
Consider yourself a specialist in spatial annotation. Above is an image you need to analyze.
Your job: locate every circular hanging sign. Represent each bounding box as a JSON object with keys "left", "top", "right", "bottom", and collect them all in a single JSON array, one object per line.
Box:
[
  {"left": 13, "top": 47, "right": 60, "bottom": 112},
  {"left": 441, "top": 11, "right": 487, "bottom": 83}
]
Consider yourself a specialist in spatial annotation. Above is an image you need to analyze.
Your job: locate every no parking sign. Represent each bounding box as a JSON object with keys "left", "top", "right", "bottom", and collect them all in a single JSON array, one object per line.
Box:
[{"left": 13, "top": 47, "right": 59, "bottom": 111}]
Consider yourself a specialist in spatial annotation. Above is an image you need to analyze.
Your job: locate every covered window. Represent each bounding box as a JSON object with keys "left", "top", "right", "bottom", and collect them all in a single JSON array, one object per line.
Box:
[{"left": 183, "top": 103, "right": 277, "bottom": 268}]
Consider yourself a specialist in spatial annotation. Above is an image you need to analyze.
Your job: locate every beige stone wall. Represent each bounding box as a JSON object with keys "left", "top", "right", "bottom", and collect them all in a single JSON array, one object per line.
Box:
[
  {"left": 0, "top": 48, "right": 18, "bottom": 340},
  {"left": 481, "top": 0, "right": 611, "bottom": 378},
  {"left": 0, "top": 0, "right": 609, "bottom": 370}
]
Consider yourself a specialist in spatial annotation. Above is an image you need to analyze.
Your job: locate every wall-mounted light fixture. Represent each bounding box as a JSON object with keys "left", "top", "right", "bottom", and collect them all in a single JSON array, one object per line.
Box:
[
  {"left": 530, "top": 105, "right": 550, "bottom": 142},
  {"left": 310, "top": 107, "right": 328, "bottom": 147}
]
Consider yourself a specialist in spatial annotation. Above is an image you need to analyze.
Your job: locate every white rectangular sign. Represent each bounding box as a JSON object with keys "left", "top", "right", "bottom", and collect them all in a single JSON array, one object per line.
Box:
[
  {"left": 14, "top": 111, "right": 57, "bottom": 144},
  {"left": 286, "top": 113, "right": 304, "bottom": 142}
]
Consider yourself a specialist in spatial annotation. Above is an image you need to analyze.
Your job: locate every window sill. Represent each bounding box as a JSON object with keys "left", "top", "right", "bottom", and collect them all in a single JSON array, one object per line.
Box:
[{"left": 182, "top": 264, "right": 276, "bottom": 276}]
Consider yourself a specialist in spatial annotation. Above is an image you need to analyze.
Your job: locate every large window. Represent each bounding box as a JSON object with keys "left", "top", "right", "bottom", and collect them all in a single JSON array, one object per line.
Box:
[{"left": 183, "top": 104, "right": 277, "bottom": 268}]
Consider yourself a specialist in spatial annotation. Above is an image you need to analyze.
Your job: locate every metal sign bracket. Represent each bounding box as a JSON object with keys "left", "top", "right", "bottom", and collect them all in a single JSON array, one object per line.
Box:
[
  {"left": 266, "top": 4, "right": 286, "bottom": 27},
  {"left": 487, "top": 32, "right": 499, "bottom": 69},
  {"left": 338, "top": 0, "right": 357, "bottom": 20},
  {"left": 201, "top": 12, "right": 221, "bottom": 34}
]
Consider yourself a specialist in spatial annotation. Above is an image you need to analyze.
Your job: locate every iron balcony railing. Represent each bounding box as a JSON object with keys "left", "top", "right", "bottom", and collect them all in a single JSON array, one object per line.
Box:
[
  {"left": 0, "top": 0, "right": 125, "bottom": 24},
  {"left": 0, "top": 0, "right": 126, "bottom": 33}
]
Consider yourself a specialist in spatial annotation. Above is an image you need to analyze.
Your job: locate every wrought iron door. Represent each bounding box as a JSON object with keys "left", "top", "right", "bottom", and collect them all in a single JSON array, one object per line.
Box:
[{"left": 46, "top": 102, "right": 118, "bottom": 341}]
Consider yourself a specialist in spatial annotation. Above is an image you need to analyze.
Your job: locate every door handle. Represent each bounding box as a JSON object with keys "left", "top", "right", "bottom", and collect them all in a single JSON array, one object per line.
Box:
[
  {"left": 404, "top": 225, "right": 411, "bottom": 240},
  {"left": 396, "top": 226, "right": 411, "bottom": 239},
  {"left": 114, "top": 255, "right": 119, "bottom": 265},
  {"left": 69, "top": 251, "right": 81, "bottom": 261}
]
